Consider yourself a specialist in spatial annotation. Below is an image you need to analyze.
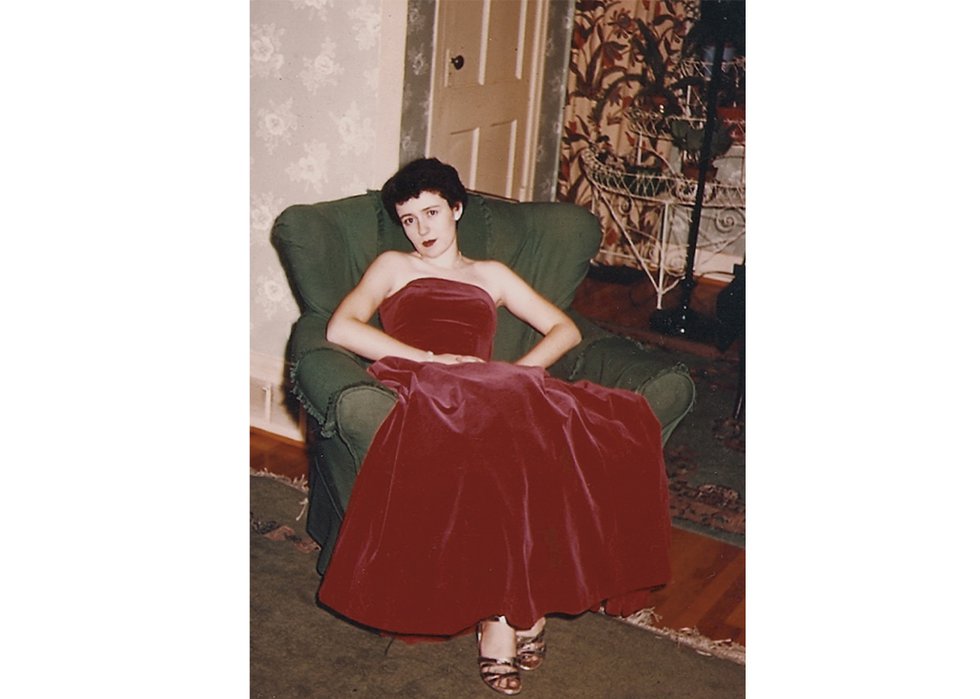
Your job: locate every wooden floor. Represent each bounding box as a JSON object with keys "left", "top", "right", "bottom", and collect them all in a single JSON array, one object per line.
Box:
[{"left": 251, "top": 271, "right": 745, "bottom": 648}]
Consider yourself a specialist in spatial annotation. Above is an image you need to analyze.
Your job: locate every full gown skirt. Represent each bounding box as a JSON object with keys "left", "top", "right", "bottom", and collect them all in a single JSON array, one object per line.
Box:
[{"left": 318, "top": 278, "right": 671, "bottom": 636}]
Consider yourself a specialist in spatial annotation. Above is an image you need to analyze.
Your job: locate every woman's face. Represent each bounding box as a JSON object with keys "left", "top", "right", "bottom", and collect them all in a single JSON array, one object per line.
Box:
[{"left": 395, "top": 190, "right": 463, "bottom": 261}]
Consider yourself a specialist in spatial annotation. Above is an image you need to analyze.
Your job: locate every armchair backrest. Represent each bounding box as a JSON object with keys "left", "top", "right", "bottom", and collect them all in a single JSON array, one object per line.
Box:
[{"left": 273, "top": 191, "right": 601, "bottom": 362}]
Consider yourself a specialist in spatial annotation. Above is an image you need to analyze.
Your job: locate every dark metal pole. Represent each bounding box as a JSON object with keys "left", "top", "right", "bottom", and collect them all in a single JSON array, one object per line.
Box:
[
  {"left": 678, "top": 34, "right": 724, "bottom": 332},
  {"left": 650, "top": 32, "right": 725, "bottom": 338}
]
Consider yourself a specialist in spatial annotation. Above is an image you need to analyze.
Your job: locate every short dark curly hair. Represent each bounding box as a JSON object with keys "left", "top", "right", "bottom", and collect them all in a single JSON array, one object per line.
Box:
[{"left": 380, "top": 158, "right": 468, "bottom": 223}]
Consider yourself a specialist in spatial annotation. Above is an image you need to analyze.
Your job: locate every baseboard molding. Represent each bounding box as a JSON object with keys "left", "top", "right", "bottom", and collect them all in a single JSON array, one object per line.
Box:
[{"left": 250, "top": 351, "right": 305, "bottom": 442}]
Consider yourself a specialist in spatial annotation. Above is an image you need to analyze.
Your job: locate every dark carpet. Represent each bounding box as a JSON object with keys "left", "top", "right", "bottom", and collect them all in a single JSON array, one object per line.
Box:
[
  {"left": 251, "top": 475, "right": 745, "bottom": 698},
  {"left": 658, "top": 350, "right": 745, "bottom": 547}
]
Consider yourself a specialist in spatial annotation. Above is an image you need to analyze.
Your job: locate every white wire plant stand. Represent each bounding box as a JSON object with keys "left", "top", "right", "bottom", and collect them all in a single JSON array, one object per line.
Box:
[
  {"left": 675, "top": 55, "right": 745, "bottom": 115},
  {"left": 581, "top": 95, "right": 745, "bottom": 309}
]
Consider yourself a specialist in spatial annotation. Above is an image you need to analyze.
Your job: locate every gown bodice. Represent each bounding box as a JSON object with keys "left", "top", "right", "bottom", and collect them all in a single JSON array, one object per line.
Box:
[{"left": 379, "top": 277, "right": 497, "bottom": 361}]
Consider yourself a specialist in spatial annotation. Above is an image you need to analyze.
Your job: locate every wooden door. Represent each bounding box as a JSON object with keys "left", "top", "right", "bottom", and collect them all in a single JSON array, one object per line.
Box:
[{"left": 428, "top": 0, "right": 546, "bottom": 201}]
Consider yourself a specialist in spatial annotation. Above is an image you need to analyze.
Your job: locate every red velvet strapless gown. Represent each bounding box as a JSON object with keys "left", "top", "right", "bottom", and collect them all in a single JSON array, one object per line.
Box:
[{"left": 318, "top": 278, "right": 671, "bottom": 636}]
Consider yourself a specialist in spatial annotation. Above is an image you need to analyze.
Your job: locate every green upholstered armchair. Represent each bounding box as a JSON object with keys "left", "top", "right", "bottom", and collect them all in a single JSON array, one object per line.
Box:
[{"left": 272, "top": 191, "right": 695, "bottom": 574}]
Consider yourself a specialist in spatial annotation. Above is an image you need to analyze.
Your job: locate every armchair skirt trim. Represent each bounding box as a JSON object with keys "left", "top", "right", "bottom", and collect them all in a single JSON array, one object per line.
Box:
[{"left": 289, "top": 361, "right": 396, "bottom": 439}]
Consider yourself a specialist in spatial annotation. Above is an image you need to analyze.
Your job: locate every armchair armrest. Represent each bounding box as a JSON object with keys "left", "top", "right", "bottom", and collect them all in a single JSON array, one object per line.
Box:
[{"left": 287, "top": 312, "right": 396, "bottom": 439}]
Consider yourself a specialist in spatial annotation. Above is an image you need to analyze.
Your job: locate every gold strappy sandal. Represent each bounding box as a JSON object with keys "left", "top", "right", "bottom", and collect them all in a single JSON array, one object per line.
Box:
[
  {"left": 476, "top": 616, "right": 522, "bottom": 695},
  {"left": 515, "top": 621, "right": 546, "bottom": 672}
]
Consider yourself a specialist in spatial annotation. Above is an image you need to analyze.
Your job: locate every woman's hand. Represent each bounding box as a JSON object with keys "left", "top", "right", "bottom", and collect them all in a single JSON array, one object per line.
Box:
[{"left": 424, "top": 353, "right": 485, "bottom": 365}]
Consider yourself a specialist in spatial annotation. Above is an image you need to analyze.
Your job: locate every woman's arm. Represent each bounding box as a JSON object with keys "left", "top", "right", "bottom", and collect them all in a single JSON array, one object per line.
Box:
[
  {"left": 326, "top": 253, "right": 431, "bottom": 362},
  {"left": 487, "top": 262, "right": 582, "bottom": 368}
]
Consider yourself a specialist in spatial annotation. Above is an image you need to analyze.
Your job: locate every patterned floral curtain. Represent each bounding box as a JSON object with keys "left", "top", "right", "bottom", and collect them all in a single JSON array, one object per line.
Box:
[{"left": 557, "top": 0, "right": 700, "bottom": 266}]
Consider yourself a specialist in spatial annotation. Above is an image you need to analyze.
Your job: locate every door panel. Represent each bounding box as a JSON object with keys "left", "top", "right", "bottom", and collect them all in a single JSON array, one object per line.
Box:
[
  {"left": 430, "top": 0, "right": 545, "bottom": 201},
  {"left": 484, "top": 0, "right": 525, "bottom": 82},
  {"left": 446, "top": 127, "right": 479, "bottom": 186},
  {"left": 478, "top": 119, "right": 516, "bottom": 195}
]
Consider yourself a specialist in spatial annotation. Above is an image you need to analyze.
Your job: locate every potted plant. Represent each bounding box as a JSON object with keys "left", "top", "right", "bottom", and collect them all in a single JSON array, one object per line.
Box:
[{"left": 668, "top": 118, "right": 734, "bottom": 180}]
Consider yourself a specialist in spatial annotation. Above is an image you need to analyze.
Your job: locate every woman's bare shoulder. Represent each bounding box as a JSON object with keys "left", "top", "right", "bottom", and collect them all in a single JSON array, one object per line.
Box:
[
  {"left": 471, "top": 258, "right": 517, "bottom": 279},
  {"left": 361, "top": 250, "right": 413, "bottom": 278},
  {"left": 373, "top": 249, "right": 415, "bottom": 267},
  {"left": 468, "top": 260, "right": 525, "bottom": 304}
]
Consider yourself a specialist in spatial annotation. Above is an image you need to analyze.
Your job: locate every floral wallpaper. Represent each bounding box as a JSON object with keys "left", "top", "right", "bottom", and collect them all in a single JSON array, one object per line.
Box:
[
  {"left": 399, "top": 0, "right": 436, "bottom": 165},
  {"left": 534, "top": 0, "right": 577, "bottom": 201},
  {"left": 250, "top": 0, "right": 402, "bottom": 362}
]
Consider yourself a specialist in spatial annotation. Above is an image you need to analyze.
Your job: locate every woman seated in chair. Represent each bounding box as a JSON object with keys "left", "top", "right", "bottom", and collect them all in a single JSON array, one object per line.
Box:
[{"left": 317, "top": 158, "right": 671, "bottom": 695}]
